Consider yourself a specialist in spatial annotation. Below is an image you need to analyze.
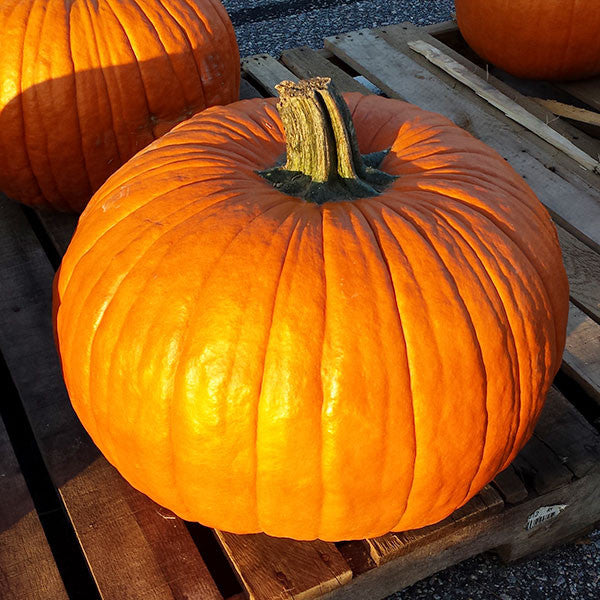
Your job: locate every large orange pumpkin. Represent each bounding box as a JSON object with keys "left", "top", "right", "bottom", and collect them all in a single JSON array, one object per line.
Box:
[
  {"left": 455, "top": 0, "right": 600, "bottom": 81},
  {"left": 54, "top": 78, "right": 569, "bottom": 541},
  {"left": 0, "top": 0, "right": 239, "bottom": 212}
]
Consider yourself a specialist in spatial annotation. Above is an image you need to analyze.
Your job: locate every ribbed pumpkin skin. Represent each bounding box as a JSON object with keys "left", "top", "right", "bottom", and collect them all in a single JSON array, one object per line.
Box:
[
  {"left": 456, "top": 0, "right": 600, "bottom": 81},
  {"left": 0, "top": 0, "right": 239, "bottom": 212},
  {"left": 54, "top": 94, "right": 569, "bottom": 541}
]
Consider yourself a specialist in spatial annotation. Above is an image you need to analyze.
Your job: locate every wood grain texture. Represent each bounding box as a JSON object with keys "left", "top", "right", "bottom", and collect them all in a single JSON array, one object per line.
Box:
[
  {"left": 406, "top": 39, "right": 600, "bottom": 173},
  {"left": 563, "top": 303, "right": 600, "bottom": 406},
  {"left": 241, "top": 54, "right": 299, "bottom": 97},
  {"left": 0, "top": 195, "right": 222, "bottom": 600},
  {"left": 324, "top": 27, "right": 600, "bottom": 252},
  {"left": 216, "top": 531, "right": 352, "bottom": 600},
  {"left": 557, "top": 77, "right": 600, "bottom": 112},
  {"left": 557, "top": 225, "right": 600, "bottom": 323},
  {"left": 492, "top": 465, "right": 529, "bottom": 505},
  {"left": 534, "top": 387, "right": 600, "bottom": 478},
  {"left": 280, "top": 47, "right": 369, "bottom": 94},
  {"left": 366, "top": 485, "right": 503, "bottom": 566},
  {"left": 0, "top": 417, "right": 68, "bottom": 600}
]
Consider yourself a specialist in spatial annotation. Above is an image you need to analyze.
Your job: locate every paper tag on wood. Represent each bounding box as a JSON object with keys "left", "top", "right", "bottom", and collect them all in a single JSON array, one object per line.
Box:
[{"left": 525, "top": 505, "right": 567, "bottom": 530}]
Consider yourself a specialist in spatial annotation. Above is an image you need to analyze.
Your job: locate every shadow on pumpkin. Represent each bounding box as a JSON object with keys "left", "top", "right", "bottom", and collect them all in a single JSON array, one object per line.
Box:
[{"left": 0, "top": 52, "right": 240, "bottom": 213}]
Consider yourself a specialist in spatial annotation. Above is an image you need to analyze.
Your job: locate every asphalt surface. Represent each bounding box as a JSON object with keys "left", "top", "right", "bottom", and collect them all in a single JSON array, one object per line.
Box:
[
  {"left": 221, "top": 1, "right": 600, "bottom": 598},
  {"left": 222, "top": 0, "right": 456, "bottom": 57}
]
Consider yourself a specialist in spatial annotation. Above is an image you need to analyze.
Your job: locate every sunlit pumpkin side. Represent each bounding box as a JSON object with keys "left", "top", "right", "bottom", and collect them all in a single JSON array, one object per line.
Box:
[
  {"left": 0, "top": 0, "right": 239, "bottom": 212},
  {"left": 53, "top": 78, "right": 569, "bottom": 541},
  {"left": 455, "top": 0, "right": 600, "bottom": 81}
]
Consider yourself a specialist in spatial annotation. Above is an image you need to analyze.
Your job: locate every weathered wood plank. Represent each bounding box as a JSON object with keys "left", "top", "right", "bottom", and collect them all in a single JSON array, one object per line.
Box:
[
  {"left": 0, "top": 417, "right": 68, "bottom": 600},
  {"left": 280, "top": 47, "right": 369, "bottom": 94},
  {"left": 406, "top": 39, "right": 600, "bottom": 173},
  {"left": 492, "top": 465, "right": 529, "bottom": 505},
  {"left": 557, "top": 225, "right": 600, "bottom": 323},
  {"left": 421, "top": 20, "right": 459, "bottom": 38},
  {"left": 534, "top": 387, "right": 600, "bottom": 478},
  {"left": 324, "top": 28, "right": 600, "bottom": 252},
  {"left": 512, "top": 435, "right": 573, "bottom": 496},
  {"left": 563, "top": 303, "right": 600, "bottom": 406},
  {"left": 398, "top": 25, "right": 600, "bottom": 179},
  {"left": 241, "top": 54, "right": 298, "bottom": 97},
  {"left": 0, "top": 195, "right": 222, "bottom": 600},
  {"left": 557, "top": 77, "right": 600, "bottom": 112},
  {"left": 366, "top": 485, "right": 503, "bottom": 566},
  {"left": 216, "top": 531, "right": 352, "bottom": 600}
]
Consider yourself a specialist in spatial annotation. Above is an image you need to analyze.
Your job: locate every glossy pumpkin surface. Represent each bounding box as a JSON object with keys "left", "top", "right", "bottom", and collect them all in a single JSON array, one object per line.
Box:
[
  {"left": 456, "top": 0, "right": 600, "bottom": 80},
  {"left": 0, "top": 0, "right": 239, "bottom": 212},
  {"left": 54, "top": 92, "right": 569, "bottom": 541}
]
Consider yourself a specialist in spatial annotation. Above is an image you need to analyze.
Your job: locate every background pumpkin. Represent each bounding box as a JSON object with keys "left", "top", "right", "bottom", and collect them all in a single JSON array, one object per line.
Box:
[
  {"left": 54, "top": 79, "right": 569, "bottom": 541},
  {"left": 455, "top": 0, "right": 600, "bottom": 81},
  {"left": 0, "top": 0, "right": 239, "bottom": 212}
]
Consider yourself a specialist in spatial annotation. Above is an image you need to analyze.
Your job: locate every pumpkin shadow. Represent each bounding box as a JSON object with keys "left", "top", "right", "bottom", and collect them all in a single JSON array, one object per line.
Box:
[{"left": 0, "top": 52, "right": 240, "bottom": 212}]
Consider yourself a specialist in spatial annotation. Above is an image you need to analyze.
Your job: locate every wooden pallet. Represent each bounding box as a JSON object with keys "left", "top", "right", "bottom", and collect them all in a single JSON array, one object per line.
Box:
[{"left": 1, "top": 21, "right": 600, "bottom": 600}]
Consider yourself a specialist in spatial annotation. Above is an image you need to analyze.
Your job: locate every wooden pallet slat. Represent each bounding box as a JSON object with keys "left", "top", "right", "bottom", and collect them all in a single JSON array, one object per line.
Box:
[
  {"left": 0, "top": 196, "right": 222, "bottom": 600},
  {"left": 406, "top": 39, "right": 600, "bottom": 173},
  {"left": 280, "top": 46, "right": 369, "bottom": 94},
  {"left": 216, "top": 531, "right": 352, "bottom": 600},
  {"left": 366, "top": 485, "right": 503, "bottom": 566},
  {"left": 0, "top": 417, "right": 68, "bottom": 600},
  {"left": 557, "top": 225, "right": 600, "bottom": 323},
  {"left": 563, "top": 303, "right": 600, "bottom": 406},
  {"left": 241, "top": 54, "right": 299, "bottom": 96},
  {"left": 557, "top": 77, "right": 600, "bottom": 113}
]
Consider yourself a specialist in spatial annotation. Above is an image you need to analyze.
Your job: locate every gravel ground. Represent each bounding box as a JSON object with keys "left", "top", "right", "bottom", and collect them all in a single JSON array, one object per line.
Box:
[
  {"left": 222, "top": 0, "right": 456, "bottom": 57},
  {"left": 221, "top": 1, "right": 600, "bottom": 598}
]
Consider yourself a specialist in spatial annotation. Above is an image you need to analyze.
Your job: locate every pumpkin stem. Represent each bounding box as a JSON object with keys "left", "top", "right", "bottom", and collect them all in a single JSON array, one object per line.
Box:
[{"left": 259, "top": 77, "right": 396, "bottom": 204}]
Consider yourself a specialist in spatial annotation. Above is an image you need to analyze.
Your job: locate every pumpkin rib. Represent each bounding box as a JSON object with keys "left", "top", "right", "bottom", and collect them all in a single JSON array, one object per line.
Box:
[
  {"left": 126, "top": 0, "right": 190, "bottom": 108},
  {"left": 0, "top": 1, "right": 41, "bottom": 205},
  {"left": 316, "top": 208, "right": 327, "bottom": 538},
  {"left": 413, "top": 193, "right": 555, "bottom": 465},
  {"left": 254, "top": 210, "right": 307, "bottom": 534},
  {"left": 59, "top": 185, "right": 249, "bottom": 421},
  {"left": 380, "top": 199, "right": 489, "bottom": 515},
  {"left": 20, "top": 1, "right": 61, "bottom": 207},
  {"left": 100, "top": 0, "right": 155, "bottom": 159},
  {"left": 420, "top": 202, "right": 522, "bottom": 474},
  {"left": 165, "top": 200, "right": 299, "bottom": 522},
  {"left": 64, "top": 1, "right": 97, "bottom": 209},
  {"left": 409, "top": 199, "right": 529, "bottom": 496},
  {"left": 79, "top": 0, "right": 123, "bottom": 196},
  {"left": 35, "top": 0, "right": 70, "bottom": 206},
  {"left": 398, "top": 199, "right": 493, "bottom": 507},
  {"left": 351, "top": 201, "right": 417, "bottom": 528},
  {"left": 86, "top": 1, "right": 128, "bottom": 167},
  {"left": 144, "top": 0, "right": 207, "bottom": 107},
  {"left": 10, "top": 1, "right": 43, "bottom": 206},
  {"left": 413, "top": 182, "right": 563, "bottom": 379},
  {"left": 69, "top": 196, "right": 231, "bottom": 453},
  {"left": 103, "top": 0, "right": 156, "bottom": 140}
]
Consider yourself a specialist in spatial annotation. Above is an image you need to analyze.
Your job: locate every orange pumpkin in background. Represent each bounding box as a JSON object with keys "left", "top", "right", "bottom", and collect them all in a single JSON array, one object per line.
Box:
[
  {"left": 455, "top": 0, "right": 600, "bottom": 81},
  {"left": 0, "top": 0, "right": 239, "bottom": 212},
  {"left": 54, "top": 78, "right": 569, "bottom": 541}
]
